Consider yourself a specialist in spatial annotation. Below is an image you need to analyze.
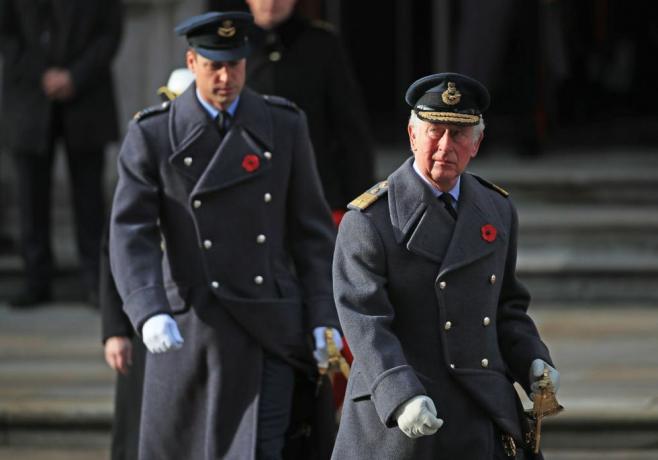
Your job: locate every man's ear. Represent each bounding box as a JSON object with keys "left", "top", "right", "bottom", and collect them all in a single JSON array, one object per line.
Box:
[
  {"left": 471, "top": 131, "right": 484, "bottom": 158},
  {"left": 185, "top": 50, "right": 196, "bottom": 73},
  {"left": 408, "top": 122, "right": 416, "bottom": 150}
]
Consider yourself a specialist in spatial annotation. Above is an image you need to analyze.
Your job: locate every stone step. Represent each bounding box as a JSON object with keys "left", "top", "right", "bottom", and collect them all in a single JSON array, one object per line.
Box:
[
  {"left": 472, "top": 148, "right": 658, "bottom": 206},
  {"left": 518, "top": 205, "right": 658, "bottom": 252},
  {"left": 1, "top": 305, "right": 657, "bottom": 452},
  {"left": 518, "top": 250, "right": 658, "bottom": 303}
]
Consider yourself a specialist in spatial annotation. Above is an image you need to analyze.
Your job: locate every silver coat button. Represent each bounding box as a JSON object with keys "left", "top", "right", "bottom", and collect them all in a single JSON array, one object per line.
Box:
[
  {"left": 184, "top": 157, "right": 193, "bottom": 166},
  {"left": 264, "top": 193, "right": 272, "bottom": 203},
  {"left": 269, "top": 51, "right": 281, "bottom": 62},
  {"left": 264, "top": 151, "right": 272, "bottom": 160},
  {"left": 203, "top": 239, "right": 212, "bottom": 249},
  {"left": 481, "top": 358, "right": 489, "bottom": 368},
  {"left": 490, "top": 274, "right": 496, "bottom": 284},
  {"left": 211, "top": 281, "right": 219, "bottom": 289},
  {"left": 444, "top": 321, "right": 452, "bottom": 331},
  {"left": 439, "top": 281, "right": 447, "bottom": 290},
  {"left": 450, "top": 363, "right": 455, "bottom": 369},
  {"left": 483, "top": 317, "right": 491, "bottom": 326},
  {"left": 254, "top": 275, "right": 264, "bottom": 285},
  {"left": 193, "top": 200, "right": 202, "bottom": 209},
  {"left": 256, "top": 234, "right": 266, "bottom": 244}
]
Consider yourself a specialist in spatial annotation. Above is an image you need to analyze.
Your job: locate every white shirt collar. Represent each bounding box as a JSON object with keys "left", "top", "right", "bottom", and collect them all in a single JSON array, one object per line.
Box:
[{"left": 195, "top": 88, "right": 240, "bottom": 119}]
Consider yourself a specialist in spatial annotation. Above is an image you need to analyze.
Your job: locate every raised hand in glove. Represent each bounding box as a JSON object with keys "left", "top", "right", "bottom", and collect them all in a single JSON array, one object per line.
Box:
[
  {"left": 394, "top": 395, "right": 444, "bottom": 439},
  {"left": 529, "top": 358, "right": 560, "bottom": 395},
  {"left": 312, "top": 326, "right": 343, "bottom": 368},
  {"left": 142, "top": 314, "right": 184, "bottom": 354}
]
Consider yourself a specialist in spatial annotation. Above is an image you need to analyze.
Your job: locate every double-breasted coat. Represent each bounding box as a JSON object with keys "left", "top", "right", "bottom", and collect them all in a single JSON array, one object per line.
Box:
[
  {"left": 109, "top": 85, "right": 339, "bottom": 459},
  {"left": 246, "top": 14, "right": 375, "bottom": 210},
  {"left": 0, "top": 0, "right": 120, "bottom": 153},
  {"left": 332, "top": 158, "right": 553, "bottom": 459}
]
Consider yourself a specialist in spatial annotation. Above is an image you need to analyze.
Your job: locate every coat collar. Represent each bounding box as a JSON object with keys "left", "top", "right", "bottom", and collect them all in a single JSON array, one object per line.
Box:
[
  {"left": 169, "top": 85, "right": 274, "bottom": 160},
  {"left": 388, "top": 159, "right": 507, "bottom": 271},
  {"left": 168, "top": 86, "right": 275, "bottom": 194}
]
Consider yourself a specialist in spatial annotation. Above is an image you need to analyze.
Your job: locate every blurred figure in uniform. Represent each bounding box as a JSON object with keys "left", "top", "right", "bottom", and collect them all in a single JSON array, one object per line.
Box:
[
  {"left": 332, "top": 73, "right": 559, "bottom": 459},
  {"left": 0, "top": 0, "right": 122, "bottom": 306},
  {"left": 101, "top": 68, "right": 195, "bottom": 460},
  {"left": 225, "top": 0, "right": 376, "bottom": 225},
  {"left": 453, "top": 0, "right": 540, "bottom": 156},
  {"left": 109, "top": 12, "right": 341, "bottom": 460}
]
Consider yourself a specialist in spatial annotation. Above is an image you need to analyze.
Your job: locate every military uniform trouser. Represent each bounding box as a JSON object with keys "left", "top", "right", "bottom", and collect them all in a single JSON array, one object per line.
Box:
[{"left": 257, "top": 353, "right": 295, "bottom": 460}]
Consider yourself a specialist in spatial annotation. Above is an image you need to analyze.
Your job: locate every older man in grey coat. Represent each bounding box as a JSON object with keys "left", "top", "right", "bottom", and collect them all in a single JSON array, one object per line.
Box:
[
  {"left": 110, "top": 12, "right": 341, "bottom": 460},
  {"left": 332, "top": 73, "right": 559, "bottom": 459}
]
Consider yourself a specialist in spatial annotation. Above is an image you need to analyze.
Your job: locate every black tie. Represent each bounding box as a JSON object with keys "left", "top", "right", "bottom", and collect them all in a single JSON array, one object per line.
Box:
[
  {"left": 438, "top": 193, "right": 457, "bottom": 220},
  {"left": 217, "top": 111, "right": 231, "bottom": 136}
]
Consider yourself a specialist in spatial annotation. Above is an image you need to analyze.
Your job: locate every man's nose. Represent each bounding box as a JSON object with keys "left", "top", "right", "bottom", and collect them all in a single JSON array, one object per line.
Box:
[
  {"left": 216, "top": 67, "right": 229, "bottom": 83},
  {"left": 437, "top": 131, "right": 453, "bottom": 152}
]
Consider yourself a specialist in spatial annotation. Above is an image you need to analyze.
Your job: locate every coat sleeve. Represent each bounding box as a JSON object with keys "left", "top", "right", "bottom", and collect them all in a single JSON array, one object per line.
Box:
[
  {"left": 109, "top": 121, "right": 169, "bottom": 333},
  {"left": 333, "top": 210, "right": 426, "bottom": 427},
  {"left": 0, "top": 0, "right": 44, "bottom": 83},
  {"left": 68, "top": 0, "right": 122, "bottom": 94},
  {"left": 497, "top": 201, "right": 553, "bottom": 393},
  {"left": 285, "top": 110, "right": 340, "bottom": 331},
  {"left": 100, "top": 222, "right": 134, "bottom": 342}
]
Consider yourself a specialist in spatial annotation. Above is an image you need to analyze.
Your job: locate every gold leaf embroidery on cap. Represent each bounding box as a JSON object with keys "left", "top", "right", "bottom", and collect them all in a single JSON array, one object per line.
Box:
[
  {"left": 441, "top": 82, "right": 462, "bottom": 106},
  {"left": 217, "top": 20, "right": 236, "bottom": 37}
]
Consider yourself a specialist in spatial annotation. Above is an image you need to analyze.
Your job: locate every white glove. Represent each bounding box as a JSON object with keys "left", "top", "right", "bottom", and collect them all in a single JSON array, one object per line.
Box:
[
  {"left": 394, "top": 395, "right": 444, "bottom": 439},
  {"left": 312, "top": 326, "right": 343, "bottom": 368},
  {"left": 529, "top": 358, "right": 560, "bottom": 395},
  {"left": 142, "top": 314, "right": 184, "bottom": 354}
]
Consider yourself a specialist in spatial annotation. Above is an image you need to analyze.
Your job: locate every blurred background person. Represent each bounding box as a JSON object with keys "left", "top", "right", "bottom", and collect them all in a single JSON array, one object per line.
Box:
[
  {"left": 0, "top": 0, "right": 122, "bottom": 307},
  {"left": 209, "top": 0, "right": 376, "bottom": 224}
]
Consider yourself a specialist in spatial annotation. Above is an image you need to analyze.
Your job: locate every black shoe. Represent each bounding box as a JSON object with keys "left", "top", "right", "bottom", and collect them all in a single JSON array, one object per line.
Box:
[{"left": 9, "top": 288, "right": 52, "bottom": 307}]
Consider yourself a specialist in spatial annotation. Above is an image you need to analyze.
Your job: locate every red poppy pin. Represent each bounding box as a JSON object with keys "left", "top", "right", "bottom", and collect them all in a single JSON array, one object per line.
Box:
[
  {"left": 241, "top": 154, "right": 260, "bottom": 173},
  {"left": 481, "top": 224, "right": 497, "bottom": 243}
]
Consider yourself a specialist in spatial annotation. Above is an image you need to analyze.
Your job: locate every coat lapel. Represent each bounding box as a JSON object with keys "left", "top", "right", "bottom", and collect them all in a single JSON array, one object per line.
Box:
[
  {"left": 438, "top": 173, "right": 507, "bottom": 277},
  {"left": 168, "top": 87, "right": 275, "bottom": 193},
  {"left": 191, "top": 88, "right": 274, "bottom": 196},
  {"left": 168, "top": 85, "right": 218, "bottom": 182},
  {"left": 388, "top": 159, "right": 455, "bottom": 264}
]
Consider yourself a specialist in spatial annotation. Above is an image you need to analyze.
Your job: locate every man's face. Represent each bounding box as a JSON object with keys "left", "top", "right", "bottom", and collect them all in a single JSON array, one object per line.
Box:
[
  {"left": 186, "top": 50, "right": 246, "bottom": 111},
  {"left": 246, "top": 0, "right": 298, "bottom": 29},
  {"left": 408, "top": 118, "right": 483, "bottom": 192}
]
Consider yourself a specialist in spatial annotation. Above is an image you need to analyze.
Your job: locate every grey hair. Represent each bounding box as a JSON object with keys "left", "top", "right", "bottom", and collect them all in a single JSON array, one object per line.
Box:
[{"left": 408, "top": 110, "right": 485, "bottom": 143}]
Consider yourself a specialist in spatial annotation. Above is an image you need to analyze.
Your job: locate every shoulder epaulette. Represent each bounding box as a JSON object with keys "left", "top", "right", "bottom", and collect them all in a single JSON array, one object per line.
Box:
[
  {"left": 471, "top": 174, "right": 509, "bottom": 197},
  {"left": 348, "top": 181, "right": 389, "bottom": 211},
  {"left": 263, "top": 95, "right": 300, "bottom": 112},
  {"left": 310, "top": 19, "right": 336, "bottom": 33},
  {"left": 133, "top": 101, "right": 171, "bottom": 121}
]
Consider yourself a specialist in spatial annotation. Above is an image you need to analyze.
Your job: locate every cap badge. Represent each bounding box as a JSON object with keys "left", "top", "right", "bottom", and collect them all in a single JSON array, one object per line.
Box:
[
  {"left": 217, "top": 20, "right": 236, "bottom": 38},
  {"left": 441, "top": 82, "right": 462, "bottom": 106}
]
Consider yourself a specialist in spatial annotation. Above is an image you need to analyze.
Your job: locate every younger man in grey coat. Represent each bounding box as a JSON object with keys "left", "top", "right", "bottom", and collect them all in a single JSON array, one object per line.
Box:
[
  {"left": 332, "top": 73, "right": 559, "bottom": 459},
  {"left": 110, "top": 12, "right": 341, "bottom": 460}
]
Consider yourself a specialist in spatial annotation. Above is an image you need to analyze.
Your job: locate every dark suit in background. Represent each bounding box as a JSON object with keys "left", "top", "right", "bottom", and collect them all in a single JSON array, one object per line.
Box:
[{"left": 0, "top": 0, "right": 122, "bottom": 304}]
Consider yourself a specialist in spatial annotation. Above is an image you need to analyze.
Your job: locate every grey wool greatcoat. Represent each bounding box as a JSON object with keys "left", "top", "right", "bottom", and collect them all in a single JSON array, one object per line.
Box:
[
  {"left": 109, "top": 85, "right": 339, "bottom": 460},
  {"left": 332, "top": 158, "right": 553, "bottom": 459}
]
